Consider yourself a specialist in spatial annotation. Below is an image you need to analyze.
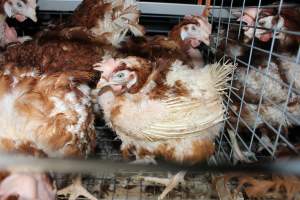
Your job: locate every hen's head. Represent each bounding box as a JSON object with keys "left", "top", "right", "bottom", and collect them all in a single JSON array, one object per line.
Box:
[
  {"left": 3, "top": 0, "right": 37, "bottom": 22},
  {"left": 237, "top": 7, "right": 285, "bottom": 42},
  {"left": 94, "top": 56, "right": 152, "bottom": 94},
  {"left": 170, "top": 15, "right": 212, "bottom": 49}
]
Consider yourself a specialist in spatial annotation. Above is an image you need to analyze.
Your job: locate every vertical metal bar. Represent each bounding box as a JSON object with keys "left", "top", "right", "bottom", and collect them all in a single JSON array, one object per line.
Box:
[
  {"left": 272, "top": 82, "right": 294, "bottom": 156},
  {"left": 237, "top": 0, "right": 247, "bottom": 39},
  {"left": 215, "top": 0, "right": 224, "bottom": 55},
  {"left": 211, "top": 0, "right": 217, "bottom": 62},
  {"left": 99, "top": 173, "right": 105, "bottom": 200},
  {"left": 217, "top": 0, "right": 246, "bottom": 161},
  {"left": 60, "top": 12, "right": 63, "bottom": 23},
  {"left": 125, "top": 178, "right": 129, "bottom": 200},
  {"left": 206, "top": 0, "right": 216, "bottom": 63},
  {"left": 223, "top": 0, "right": 235, "bottom": 161},
  {"left": 233, "top": 0, "right": 262, "bottom": 155},
  {"left": 215, "top": 0, "right": 229, "bottom": 160},
  {"left": 112, "top": 177, "right": 117, "bottom": 200},
  {"left": 248, "top": 0, "right": 284, "bottom": 155},
  {"left": 272, "top": 45, "right": 300, "bottom": 156},
  {"left": 139, "top": 179, "right": 143, "bottom": 200},
  {"left": 296, "top": 45, "right": 300, "bottom": 64}
]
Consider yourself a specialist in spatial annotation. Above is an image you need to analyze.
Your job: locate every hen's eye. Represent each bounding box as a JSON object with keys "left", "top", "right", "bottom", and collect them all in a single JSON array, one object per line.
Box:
[
  {"left": 16, "top": 2, "right": 22, "bottom": 8},
  {"left": 117, "top": 73, "right": 124, "bottom": 78},
  {"left": 259, "top": 21, "right": 265, "bottom": 26}
]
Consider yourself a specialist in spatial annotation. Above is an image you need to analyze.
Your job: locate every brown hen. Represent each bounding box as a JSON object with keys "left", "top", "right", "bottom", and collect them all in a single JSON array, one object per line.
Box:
[
  {"left": 119, "top": 14, "right": 212, "bottom": 68},
  {"left": 0, "top": 63, "right": 99, "bottom": 199},
  {"left": 2, "top": 0, "right": 144, "bottom": 75},
  {"left": 95, "top": 56, "right": 235, "bottom": 199}
]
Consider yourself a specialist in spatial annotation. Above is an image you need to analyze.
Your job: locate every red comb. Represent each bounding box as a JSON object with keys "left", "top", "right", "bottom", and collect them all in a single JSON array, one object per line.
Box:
[{"left": 201, "top": 0, "right": 211, "bottom": 17}]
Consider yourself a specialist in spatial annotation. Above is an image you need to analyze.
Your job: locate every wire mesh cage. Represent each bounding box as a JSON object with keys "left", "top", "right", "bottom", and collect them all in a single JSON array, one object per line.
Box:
[
  {"left": 210, "top": 0, "right": 300, "bottom": 164},
  {"left": 1, "top": 0, "right": 300, "bottom": 200}
]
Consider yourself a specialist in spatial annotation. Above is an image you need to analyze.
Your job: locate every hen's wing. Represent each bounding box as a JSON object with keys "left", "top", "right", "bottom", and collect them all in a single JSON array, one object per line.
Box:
[
  {"left": 127, "top": 61, "right": 234, "bottom": 141},
  {"left": 141, "top": 96, "right": 225, "bottom": 141}
]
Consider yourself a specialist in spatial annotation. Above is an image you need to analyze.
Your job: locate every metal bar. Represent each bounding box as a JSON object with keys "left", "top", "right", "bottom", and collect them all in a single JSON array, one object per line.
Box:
[
  {"left": 217, "top": 21, "right": 300, "bottom": 37},
  {"left": 228, "top": 90, "right": 299, "bottom": 155},
  {"left": 215, "top": 0, "right": 226, "bottom": 155},
  {"left": 249, "top": 0, "right": 283, "bottom": 153},
  {"left": 37, "top": 1, "right": 299, "bottom": 12},
  {"left": 38, "top": 0, "right": 233, "bottom": 17},
  {"left": 232, "top": 56, "right": 300, "bottom": 95},
  {"left": 233, "top": 0, "right": 262, "bottom": 157},
  {"left": 230, "top": 88, "right": 300, "bottom": 134},
  {"left": 225, "top": 37, "right": 300, "bottom": 64},
  {"left": 1, "top": 153, "right": 300, "bottom": 175}
]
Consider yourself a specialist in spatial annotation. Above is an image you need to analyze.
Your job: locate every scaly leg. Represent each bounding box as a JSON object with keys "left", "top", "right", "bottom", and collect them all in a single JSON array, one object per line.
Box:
[
  {"left": 136, "top": 171, "right": 186, "bottom": 200},
  {"left": 57, "top": 175, "right": 97, "bottom": 200}
]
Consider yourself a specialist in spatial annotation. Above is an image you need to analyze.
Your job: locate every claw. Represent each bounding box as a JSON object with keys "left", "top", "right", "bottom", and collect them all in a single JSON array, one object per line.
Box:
[
  {"left": 57, "top": 176, "right": 97, "bottom": 200},
  {"left": 135, "top": 171, "right": 186, "bottom": 200}
]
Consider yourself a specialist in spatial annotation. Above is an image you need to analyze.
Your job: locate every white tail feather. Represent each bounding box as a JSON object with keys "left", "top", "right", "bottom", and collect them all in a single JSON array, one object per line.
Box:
[{"left": 208, "top": 58, "right": 236, "bottom": 95}]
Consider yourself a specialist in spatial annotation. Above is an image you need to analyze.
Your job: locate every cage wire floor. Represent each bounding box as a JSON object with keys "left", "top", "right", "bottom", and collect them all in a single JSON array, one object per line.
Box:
[
  {"left": 54, "top": 123, "right": 222, "bottom": 200},
  {"left": 54, "top": 122, "right": 282, "bottom": 200}
]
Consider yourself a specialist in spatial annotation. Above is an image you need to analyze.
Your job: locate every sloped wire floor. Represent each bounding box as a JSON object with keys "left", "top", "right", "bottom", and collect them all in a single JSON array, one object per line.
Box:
[{"left": 55, "top": 125, "right": 220, "bottom": 200}]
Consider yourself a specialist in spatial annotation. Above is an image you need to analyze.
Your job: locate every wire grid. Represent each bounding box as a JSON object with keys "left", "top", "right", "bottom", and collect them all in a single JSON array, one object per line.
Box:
[
  {"left": 211, "top": 1, "right": 300, "bottom": 163},
  {"left": 9, "top": 4, "right": 300, "bottom": 199},
  {"left": 53, "top": 124, "right": 218, "bottom": 200}
]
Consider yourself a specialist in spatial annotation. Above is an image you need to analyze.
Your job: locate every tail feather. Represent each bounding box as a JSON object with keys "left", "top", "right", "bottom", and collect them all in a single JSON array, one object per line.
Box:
[{"left": 208, "top": 58, "right": 236, "bottom": 95}]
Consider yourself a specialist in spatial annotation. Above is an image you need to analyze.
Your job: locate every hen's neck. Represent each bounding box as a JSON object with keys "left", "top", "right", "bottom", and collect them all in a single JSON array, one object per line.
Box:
[{"left": 169, "top": 27, "right": 187, "bottom": 51}]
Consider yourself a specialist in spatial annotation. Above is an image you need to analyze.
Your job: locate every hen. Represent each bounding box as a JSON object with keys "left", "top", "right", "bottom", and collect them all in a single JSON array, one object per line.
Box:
[
  {"left": 0, "top": 0, "right": 37, "bottom": 47},
  {"left": 0, "top": 0, "right": 144, "bottom": 199},
  {"left": 0, "top": 62, "right": 99, "bottom": 199},
  {"left": 94, "top": 56, "right": 235, "bottom": 199},
  {"left": 214, "top": 5, "right": 300, "bottom": 159},
  {"left": 2, "top": 0, "right": 144, "bottom": 74},
  {"left": 119, "top": 11, "right": 212, "bottom": 68}
]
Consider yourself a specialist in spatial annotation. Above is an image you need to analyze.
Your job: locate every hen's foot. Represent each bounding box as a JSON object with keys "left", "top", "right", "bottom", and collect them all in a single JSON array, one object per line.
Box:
[
  {"left": 57, "top": 176, "right": 97, "bottom": 200},
  {"left": 135, "top": 171, "right": 186, "bottom": 200}
]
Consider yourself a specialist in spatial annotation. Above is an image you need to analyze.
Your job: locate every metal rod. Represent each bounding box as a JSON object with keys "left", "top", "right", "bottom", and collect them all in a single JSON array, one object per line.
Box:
[{"left": 1, "top": 153, "right": 300, "bottom": 176}]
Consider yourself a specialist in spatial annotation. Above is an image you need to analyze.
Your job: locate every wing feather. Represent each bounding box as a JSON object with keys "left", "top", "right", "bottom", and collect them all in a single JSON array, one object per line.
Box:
[{"left": 141, "top": 97, "right": 224, "bottom": 141}]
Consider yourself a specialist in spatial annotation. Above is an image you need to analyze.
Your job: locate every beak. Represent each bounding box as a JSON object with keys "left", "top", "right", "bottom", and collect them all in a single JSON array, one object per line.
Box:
[
  {"left": 96, "top": 79, "right": 118, "bottom": 90},
  {"left": 23, "top": 7, "right": 37, "bottom": 22},
  {"left": 203, "top": 38, "right": 210, "bottom": 46}
]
